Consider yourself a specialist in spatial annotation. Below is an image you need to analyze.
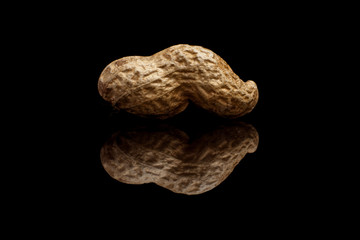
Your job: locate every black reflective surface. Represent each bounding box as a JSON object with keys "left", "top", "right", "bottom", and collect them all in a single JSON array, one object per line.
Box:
[
  {"left": 9, "top": 4, "right": 337, "bottom": 234},
  {"left": 33, "top": 18, "right": 323, "bottom": 224}
]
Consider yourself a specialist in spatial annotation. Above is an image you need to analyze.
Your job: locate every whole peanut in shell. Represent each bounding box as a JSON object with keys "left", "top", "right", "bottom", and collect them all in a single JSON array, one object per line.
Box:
[{"left": 98, "top": 44, "right": 258, "bottom": 119}]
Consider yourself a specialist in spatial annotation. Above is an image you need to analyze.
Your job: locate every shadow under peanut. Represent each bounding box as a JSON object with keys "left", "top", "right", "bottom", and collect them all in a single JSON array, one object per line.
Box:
[{"left": 100, "top": 121, "right": 259, "bottom": 195}]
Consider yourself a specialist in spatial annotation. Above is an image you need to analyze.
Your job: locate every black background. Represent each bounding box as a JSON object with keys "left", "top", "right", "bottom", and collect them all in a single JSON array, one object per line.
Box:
[{"left": 14, "top": 3, "right": 336, "bottom": 233}]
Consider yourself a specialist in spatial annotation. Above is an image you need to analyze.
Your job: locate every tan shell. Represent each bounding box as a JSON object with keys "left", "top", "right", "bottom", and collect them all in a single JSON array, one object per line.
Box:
[
  {"left": 98, "top": 44, "right": 258, "bottom": 119},
  {"left": 100, "top": 122, "right": 259, "bottom": 195}
]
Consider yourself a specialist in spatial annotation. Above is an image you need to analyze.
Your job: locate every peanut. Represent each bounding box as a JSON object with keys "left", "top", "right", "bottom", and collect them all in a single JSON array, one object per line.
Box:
[
  {"left": 98, "top": 44, "right": 258, "bottom": 119},
  {"left": 100, "top": 122, "right": 259, "bottom": 195}
]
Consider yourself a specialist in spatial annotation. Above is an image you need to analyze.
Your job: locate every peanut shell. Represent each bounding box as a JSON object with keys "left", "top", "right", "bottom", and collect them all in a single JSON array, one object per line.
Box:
[{"left": 98, "top": 44, "right": 258, "bottom": 118}]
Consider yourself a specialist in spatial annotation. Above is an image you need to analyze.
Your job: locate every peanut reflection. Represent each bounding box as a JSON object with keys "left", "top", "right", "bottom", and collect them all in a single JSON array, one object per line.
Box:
[{"left": 100, "top": 122, "right": 258, "bottom": 195}]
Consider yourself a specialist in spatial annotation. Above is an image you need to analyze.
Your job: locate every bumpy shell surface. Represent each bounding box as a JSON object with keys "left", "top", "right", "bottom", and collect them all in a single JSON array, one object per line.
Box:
[
  {"left": 100, "top": 122, "right": 259, "bottom": 195},
  {"left": 98, "top": 44, "right": 258, "bottom": 119}
]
